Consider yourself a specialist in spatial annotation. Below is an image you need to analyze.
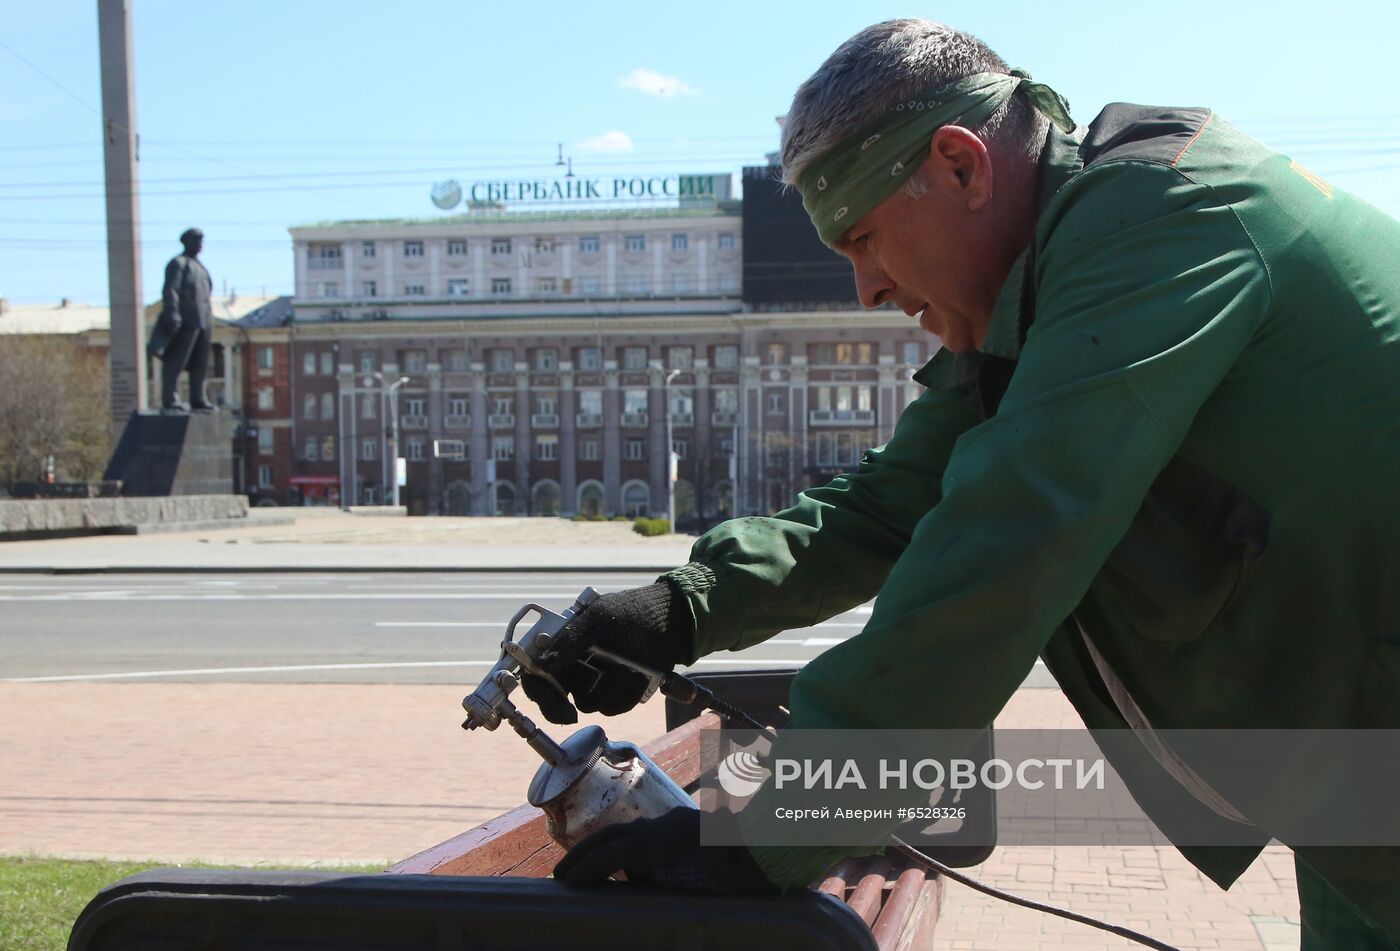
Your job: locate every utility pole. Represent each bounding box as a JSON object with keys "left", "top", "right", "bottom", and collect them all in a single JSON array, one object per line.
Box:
[{"left": 97, "top": 0, "right": 146, "bottom": 427}]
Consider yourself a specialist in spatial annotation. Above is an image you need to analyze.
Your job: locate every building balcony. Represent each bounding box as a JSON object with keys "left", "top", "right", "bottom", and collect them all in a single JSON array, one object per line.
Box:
[
  {"left": 444, "top": 415, "right": 471, "bottom": 429},
  {"left": 809, "top": 409, "right": 876, "bottom": 426},
  {"left": 307, "top": 259, "right": 343, "bottom": 270},
  {"left": 622, "top": 412, "right": 649, "bottom": 427},
  {"left": 489, "top": 414, "right": 516, "bottom": 429},
  {"left": 575, "top": 413, "right": 603, "bottom": 428},
  {"left": 711, "top": 412, "right": 738, "bottom": 426},
  {"left": 401, "top": 415, "right": 428, "bottom": 430},
  {"left": 531, "top": 413, "right": 559, "bottom": 429},
  {"left": 669, "top": 412, "right": 694, "bottom": 427}
]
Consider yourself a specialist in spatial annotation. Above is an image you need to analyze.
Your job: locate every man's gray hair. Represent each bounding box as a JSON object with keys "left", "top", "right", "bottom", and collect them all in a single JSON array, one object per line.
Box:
[{"left": 780, "top": 19, "right": 1049, "bottom": 189}]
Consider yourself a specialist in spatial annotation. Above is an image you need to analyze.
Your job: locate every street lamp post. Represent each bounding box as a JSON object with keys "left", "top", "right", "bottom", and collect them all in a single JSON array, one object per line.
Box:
[
  {"left": 373, "top": 372, "right": 409, "bottom": 507},
  {"left": 664, "top": 368, "right": 680, "bottom": 531}
]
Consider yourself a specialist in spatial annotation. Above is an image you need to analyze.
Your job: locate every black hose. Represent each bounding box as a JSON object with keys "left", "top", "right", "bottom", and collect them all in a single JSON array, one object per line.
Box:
[{"left": 889, "top": 836, "right": 1180, "bottom": 951}]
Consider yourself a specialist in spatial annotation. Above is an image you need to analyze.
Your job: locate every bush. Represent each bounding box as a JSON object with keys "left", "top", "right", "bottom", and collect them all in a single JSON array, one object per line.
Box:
[
  {"left": 610, "top": 514, "right": 630, "bottom": 522},
  {"left": 632, "top": 517, "right": 670, "bottom": 537}
]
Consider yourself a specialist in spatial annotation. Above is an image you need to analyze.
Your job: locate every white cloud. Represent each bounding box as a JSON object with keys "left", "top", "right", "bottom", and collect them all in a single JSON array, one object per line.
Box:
[
  {"left": 618, "top": 68, "right": 699, "bottom": 98},
  {"left": 574, "top": 130, "right": 634, "bottom": 154}
]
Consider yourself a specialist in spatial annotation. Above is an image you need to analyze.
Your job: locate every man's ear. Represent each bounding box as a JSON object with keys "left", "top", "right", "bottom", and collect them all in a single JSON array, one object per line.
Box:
[{"left": 928, "top": 126, "right": 994, "bottom": 211}]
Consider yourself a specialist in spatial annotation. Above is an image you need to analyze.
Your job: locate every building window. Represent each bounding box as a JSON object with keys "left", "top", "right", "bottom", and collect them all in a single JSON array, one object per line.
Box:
[
  {"left": 534, "top": 237, "right": 556, "bottom": 254},
  {"left": 404, "top": 283, "right": 426, "bottom": 296},
  {"left": 491, "top": 238, "right": 512, "bottom": 255},
  {"left": 533, "top": 348, "right": 558, "bottom": 371},
  {"left": 257, "top": 346, "right": 274, "bottom": 370},
  {"left": 402, "top": 350, "right": 427, "bottom": 374},
  {"left": 623, "top": 274, "right": 648, "bottom": 295},
  {"left": 304, "top": 437, "right": 319, "bottom": 462},
  {"left": 407, "top": 438, "right": 425, "bottom": 462},
  {"left": 534, "top": 276, "right": 558, "bottom": 295},
  {"left": 622, "top": 346, "right": 648, "bottom": 370},
  {"left": 578, "top": 390, "right": 603, "bottom": 416},
  {"left": 672, "top": 438, "right": 689, "bottom": 459},
  {"left": 320, "top": 352, "right": 334, "bottom": 375},
  {"left": 718, "top": 232, "right": 736, "bottom": 250},
  {"left": 671, "top": 233, "right": 688, "bottom": 251},
  {"left": 404, "top": 397, "right": 426, "bottom": 417},
  {"left": 670, "top": 274, "right": 691, "bottom": 294},
  {"left": 492, "top": 436, "right": 514, "bottom": 460},
  {"left": 767, "top": 391, "right": 785, "bottom": 415},
  {"left": 622, "top": 481, "right": 649, "bottom": 517},
  {"left": 362, "top": 241, "right": 375, "bottom": 258},
  {"left": 361, "top": 393, "right": 377, "bottom": 418},
  {"left": 719, "top": 435, "right": 734, "bottom": 456},
  {"left": 361, "top": 438, "right": 378, "bottom": 461},
  {"left": 357, "top": 350, "right": 377, "bottom": 373},
  {"left": 624, "top": 389, "right": 647, "bottom": 414},
  {"left": 443, "top": 348, "right": 468, "bottom": 371},
  {"left": 580, "top": 275, "right": 602, "bottom": 295},
  {"left": 319, "top": 282, "right": 338, "bottom": 298},
  {"left": 257, "top": 463, "right": 272, "bottom": 487},
  {"left": 536, "top": 396, "right": 558, "bottom": 416},
  {"left": 257, "top": 429, "right": 273, "bottom": 455},
  {"left": 303, "top": 394, "right": 317, "bottom": 419},
  {"left": 719, "top": 272, "right": 739, "bottom": 293},
  {"left": 447, "top": 279, "right": 470, "bottom": 297},
  {"left": 493, "top": 396, "right": 513, "bottom": 417},
  {"left": 713, "top": 388, "right": 739, "bottom": 415},
  {"left": 624, "top": 234, "right": 645, "bottom": 253},
  {"left": 257, "top": 387, "right": 274, "bottom": 410},
  {"left": 321, "top": 392, "right": 335, "bottom": 419},
  {"left": 577, "top": 346, "right": 601, "bottom": 371},
  {"left": 579, "top": 235, "right": 600, "bottom": 253},
  {"left": 903, "top": 341, "right": 922, "bottom": 365},
  {"left": 668, "top": 346, "right": 692, "bottom": 369},
  {"left": 491, "top": 277, "right": 512, "bottom": 296},
  {"left": 362, "top": 280, "right": 377, "bottom": 297},
  {"left": 713, "top": 345, "right": 738, "bottom": 369},
  {"left": 447, "top": 238, "right": 468, "bottom": 256},
  {"left": 579, "top": 438, "right": 600, "bottom": 461},
  {"left": 323, "top": 435, "right": 338, "bottom": 462},
  {"left": 766, "top": 343, "right": 786, "bottom": 365},
  {"left": 536, "top": 435, "right": 559, "bottom": 461},
  {"left": 490, "top": 348, "right": 514, "bottom": 372},
  {"left": 403, "top": 241, "right": 424, "bottom": 257},
  {"left": 624, "top": 438, "right": 646, "bottom": 461},
  {"left": 448, "top": 395, "right": 469, "bottom": 416}
]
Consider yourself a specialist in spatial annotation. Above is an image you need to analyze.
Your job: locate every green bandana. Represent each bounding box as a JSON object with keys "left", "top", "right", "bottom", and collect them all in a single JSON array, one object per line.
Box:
[{"left": 798, "top": 69, "right": 1075, "bottom": 246}]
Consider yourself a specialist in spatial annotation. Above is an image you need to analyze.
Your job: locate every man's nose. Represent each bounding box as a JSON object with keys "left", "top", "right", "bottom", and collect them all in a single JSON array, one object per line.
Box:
[{"left": 852, "top": 260, "right": 895, "bottom": 309}]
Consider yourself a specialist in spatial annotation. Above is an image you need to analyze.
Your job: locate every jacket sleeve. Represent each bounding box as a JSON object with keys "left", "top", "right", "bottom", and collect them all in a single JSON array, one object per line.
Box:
[
  {"left": 161, "top": 257, "right": 184, "bottom": 320},
  {"left": 745, "top": 160, "right": 1274, "bottom": 887},
  {"left": 664, "top": 373, "right": 984, "bottom": 659}
]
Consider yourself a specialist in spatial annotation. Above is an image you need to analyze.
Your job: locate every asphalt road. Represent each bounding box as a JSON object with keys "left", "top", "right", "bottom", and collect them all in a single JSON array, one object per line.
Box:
[{"left": 0, "top": 572, "right": 877, "bottom": 685}]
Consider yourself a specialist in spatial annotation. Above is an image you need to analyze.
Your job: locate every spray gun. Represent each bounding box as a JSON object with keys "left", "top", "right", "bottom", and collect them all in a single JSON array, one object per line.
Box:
[{"left": 461, "top": 586, "right": 770, "bottom": 849}]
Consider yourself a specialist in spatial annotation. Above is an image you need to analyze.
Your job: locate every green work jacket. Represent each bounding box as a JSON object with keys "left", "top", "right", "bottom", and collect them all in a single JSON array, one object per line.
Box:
[{"left": 666, "top": 104, "right": 1400, "bottom": 903}]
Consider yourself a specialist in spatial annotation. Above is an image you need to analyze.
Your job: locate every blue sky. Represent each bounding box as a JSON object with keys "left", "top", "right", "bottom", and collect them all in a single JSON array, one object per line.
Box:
[{"left": 2, "top": 1, "right": 1398, "bottom": 306}]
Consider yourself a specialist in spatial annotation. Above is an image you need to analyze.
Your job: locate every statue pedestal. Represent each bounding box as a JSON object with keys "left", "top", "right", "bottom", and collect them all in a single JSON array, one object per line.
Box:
[{"left": 103, "top": 410, "right": 237, "bottom": 496}]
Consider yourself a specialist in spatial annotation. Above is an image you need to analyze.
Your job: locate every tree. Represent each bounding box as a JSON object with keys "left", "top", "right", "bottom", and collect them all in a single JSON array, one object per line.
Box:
[{"left": 0, "top": 336, "right": 111, "bottom": 490}]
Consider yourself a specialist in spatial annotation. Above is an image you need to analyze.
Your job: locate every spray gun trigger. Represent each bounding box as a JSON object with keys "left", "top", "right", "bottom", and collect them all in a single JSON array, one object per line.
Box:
[{"left": 503, "top": 641, "right": 568, "bottom": 697}]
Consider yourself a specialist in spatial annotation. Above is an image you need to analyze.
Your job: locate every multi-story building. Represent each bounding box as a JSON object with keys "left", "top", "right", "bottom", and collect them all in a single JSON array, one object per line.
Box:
[{"left": 281, "top": 169, "right": 935, "bottom": 523}]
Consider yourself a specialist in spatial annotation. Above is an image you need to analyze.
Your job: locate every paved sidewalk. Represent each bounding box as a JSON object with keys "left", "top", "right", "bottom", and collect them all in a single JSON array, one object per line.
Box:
[
  {"left": 0, "top": 681, "right": 1300, "bottom": 949},
  {"left": 0, "top": 512, "right": 695, "bottom": 573}
]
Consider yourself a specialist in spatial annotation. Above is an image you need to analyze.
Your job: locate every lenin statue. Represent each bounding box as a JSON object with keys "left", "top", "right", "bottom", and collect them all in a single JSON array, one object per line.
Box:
[{"left": 148, "top": 228, "right": 215, "bottom": 412}]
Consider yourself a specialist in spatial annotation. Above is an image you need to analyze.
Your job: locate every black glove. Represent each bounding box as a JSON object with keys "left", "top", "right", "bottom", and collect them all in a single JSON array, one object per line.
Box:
[
  {"left": 520, "top": 582, "right": 693, "bottom": 724},
  {"left": 554, "top": 807, "right": 778, "bottom": 895}
]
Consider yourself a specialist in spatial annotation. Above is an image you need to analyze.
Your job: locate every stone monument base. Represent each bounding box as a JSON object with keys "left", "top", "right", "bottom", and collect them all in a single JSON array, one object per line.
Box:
[{"left": 103, "top": 410, "right": 236, "bottom": 496}]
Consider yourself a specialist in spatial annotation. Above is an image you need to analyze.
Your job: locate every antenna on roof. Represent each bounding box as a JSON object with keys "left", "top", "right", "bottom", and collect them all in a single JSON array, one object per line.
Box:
[
  {"left": 565, "top": 157, "right": 575, "bottom": 179},
  {"left": 556, "top": 143, "right": 566, "bottom": 167}
]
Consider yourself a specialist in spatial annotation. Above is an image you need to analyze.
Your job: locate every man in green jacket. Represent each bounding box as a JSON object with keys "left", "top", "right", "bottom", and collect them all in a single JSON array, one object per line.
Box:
[{"left": 526, "top": 18, "right": 1400, "bottom": 947}]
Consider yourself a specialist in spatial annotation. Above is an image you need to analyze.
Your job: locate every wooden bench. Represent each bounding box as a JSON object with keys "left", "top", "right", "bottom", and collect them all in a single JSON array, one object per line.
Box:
[{"left": 388, "top": 711, "right": 945, "bottom": 949}]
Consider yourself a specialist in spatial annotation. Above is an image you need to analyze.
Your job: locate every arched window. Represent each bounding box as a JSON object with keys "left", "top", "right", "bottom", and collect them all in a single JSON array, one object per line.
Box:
[
  {"left": 710, "top": 480, "right": 733, "bottom": 519},
  {"left": 493, "top": 481, "right": 517, "bottom": 516},
  {"left": 673, "top": 479, "right": 697, "bottom": 519},
  {"left": 531, "top": 480, "right": 561, "bottom": 516},
  {"left": 621, "top": 480, "right": 650, "bottom": 518},
  {"left": 443, "top": 480, "right": 472, "bottom": 516},
  {"left": 577, "top": 480, "right": 605, "bottom": 518}
]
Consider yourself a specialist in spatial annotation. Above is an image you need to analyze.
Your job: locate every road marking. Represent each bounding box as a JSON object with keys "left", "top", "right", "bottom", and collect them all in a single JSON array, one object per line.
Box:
[{"left": 2, "top": 660, "right": 500, "bottom": 683}]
